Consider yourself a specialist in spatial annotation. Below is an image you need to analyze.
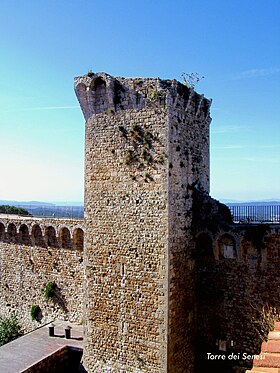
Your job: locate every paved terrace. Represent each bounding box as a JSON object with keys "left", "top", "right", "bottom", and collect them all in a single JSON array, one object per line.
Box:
[{"left": 0, "top": 320, "right": 83, "bottom": 373}]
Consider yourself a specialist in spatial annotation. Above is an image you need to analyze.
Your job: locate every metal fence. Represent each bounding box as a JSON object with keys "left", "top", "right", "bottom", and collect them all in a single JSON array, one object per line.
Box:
[
  {"left": 2, "top": 203, "right": 280, "bottom": 223},
  {"left": 227, "top": 205, "right": 280, "bottom": 224}
]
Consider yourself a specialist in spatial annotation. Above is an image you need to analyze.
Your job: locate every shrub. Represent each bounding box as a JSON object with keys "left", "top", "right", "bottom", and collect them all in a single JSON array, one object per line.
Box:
[
  {"left": 0, "top": 314, "right": 21, "bottom": 346},
  {"left": 180, "top": 72, "right": 204, "bottom": 89},
  {"left": 30, "top": 305, "right": 41, "bottom": 321},
  {"left": 44, "top": 281, "right": 56, "bottom": 300}
]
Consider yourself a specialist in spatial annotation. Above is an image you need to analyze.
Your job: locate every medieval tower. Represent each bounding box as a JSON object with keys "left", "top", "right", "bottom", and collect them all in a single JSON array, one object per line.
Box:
[
  {"left": 0, "top": 72, "right": 278, "bottom": 373},
  {"left": 75, "top": 72, "right": 211, "bottom": 372}
]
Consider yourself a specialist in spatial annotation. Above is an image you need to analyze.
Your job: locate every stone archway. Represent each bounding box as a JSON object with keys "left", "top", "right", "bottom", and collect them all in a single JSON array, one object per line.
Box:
[
  {"left": 45, "top": 226, "right": 58, "bottom": 248},
  {"left": 7, "top": 223, "right": 17, "bottom": 243},
  {"left": 0, "top": 222, "right": 5, "bottom": 241},
  {"left": 59, "top": 227, "right": 72, "bottom": 249},
  {"left": 31, "top": 224, "right": 45, "bottom": 247},
  {"left": 19, "top": 224, "right": 31, "bottom": 246},
  {"left": 73, "top": 228, "right": 84, "bottom": 251},
  {"left": 90, "top": 77, "right": 109, "bottom": 114},
  {"left": 217, "top": 233, "right": 237, "bottom": 259}
]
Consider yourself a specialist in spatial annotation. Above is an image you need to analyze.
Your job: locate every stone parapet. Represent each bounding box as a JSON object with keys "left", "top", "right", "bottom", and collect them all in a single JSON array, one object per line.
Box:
[{"left": 0, "top": 216, "right": 84, "bottom": 332}]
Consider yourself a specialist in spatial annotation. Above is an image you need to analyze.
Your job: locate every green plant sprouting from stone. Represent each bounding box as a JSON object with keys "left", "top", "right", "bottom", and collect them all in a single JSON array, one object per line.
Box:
[
  {"left": 118, "top": 125, "right": 128, "bottom": 138},
  {"left": 180, "top": 72, "right": 204, "bottom": 89},
  {"left": 118, "top": 123, "right": 166, "bottom": 181},
  {"left": 30, "top": 305, "right": 41, "bottom": 321},
  {"left": 130, "top": 124, "right": 144, "bottom": 143},
  {"left": 125, "top": 150, "right": 138, "bottom": 165},
  {"left": 136, "top": 354, "right": 145, "bottom": 368},
  {"left": 44, "top": 281, "right": 56, "bottom": 300},
  {"left": 86, "top": 69, "right": 94, "bottom": 77},
  {"left": 147, "top": 89, "right": 166, "bottom": 103}
]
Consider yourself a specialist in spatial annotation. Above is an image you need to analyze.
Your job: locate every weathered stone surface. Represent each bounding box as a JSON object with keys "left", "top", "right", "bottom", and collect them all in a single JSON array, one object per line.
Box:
[
  {"left": 0, "top": 217, "right": 84, "bottom": 332},
  {"left": 193, "top": 200, "right": 280, "bottom": 372},
  {"left": 75, "top": 73, "right": 211, "bottom": 372}
]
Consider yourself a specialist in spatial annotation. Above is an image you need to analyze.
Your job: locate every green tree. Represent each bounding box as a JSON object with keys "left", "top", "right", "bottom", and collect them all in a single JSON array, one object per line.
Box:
[{"left": 0, "top": 205, "right": 32, "bottom": 216}]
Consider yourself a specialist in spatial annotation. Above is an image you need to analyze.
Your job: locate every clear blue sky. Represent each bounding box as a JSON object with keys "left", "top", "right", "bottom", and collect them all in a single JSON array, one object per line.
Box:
[{"left": 0, "top": 0, "right": 279, "bottom": 202}]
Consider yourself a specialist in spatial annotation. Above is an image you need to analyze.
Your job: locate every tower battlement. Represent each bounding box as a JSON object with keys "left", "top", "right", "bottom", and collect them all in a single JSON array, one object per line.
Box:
[{"left": 74, "top": 72, "right": 211, "bottom": 122}]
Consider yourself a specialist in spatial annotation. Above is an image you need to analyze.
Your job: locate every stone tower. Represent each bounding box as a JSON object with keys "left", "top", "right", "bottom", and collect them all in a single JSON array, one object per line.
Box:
[{"left": 75, "top": 72, "right": 211, "bottom": 372}]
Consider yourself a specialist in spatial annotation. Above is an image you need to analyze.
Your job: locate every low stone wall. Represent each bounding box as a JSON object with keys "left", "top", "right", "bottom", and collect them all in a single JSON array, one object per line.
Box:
[
  {"left": 23, "top": 346, "right": 83, "bottom": 373},
  {"left": 0, "top": 217, "right": 84, "bottom": 333}
]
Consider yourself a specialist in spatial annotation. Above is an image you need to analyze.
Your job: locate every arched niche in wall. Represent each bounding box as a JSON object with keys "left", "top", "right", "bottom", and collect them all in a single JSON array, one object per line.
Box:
[
  {"left": 19, "top": 224, "right": 31, "bottom": 246},
  {"left": 31, "top": 224, "right": 45, "bottom": 247},
  {"left": 195, "top": 232, "right": 214, "bottom": 259},
  {"left": 45, "top": 226, "right": 58, "bottom": 248},
  {"left": 0, "top": 222, "right": 5, "bottom": 241},
  {"left": 7, "top": 223, "right": 17, "bottom": 243},
  {"left": 59, "top": 227, "right": 72, "bottom": 249},
  {"left": 89, "top": 77, "right": 109, "bottom": 114},
  {"left": 217, "top": 233, "right": 237, "bottom": 259},
  {"left": 240, "top": 235, "right": 260, "bottom": 261},
  {"left": 73, "top": 228, "right": 84, "bottom": 251}
]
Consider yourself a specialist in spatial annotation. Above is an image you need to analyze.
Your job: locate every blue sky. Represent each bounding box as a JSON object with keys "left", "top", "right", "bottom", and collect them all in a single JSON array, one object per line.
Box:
[{"left": 0, "top": 0, "right": 279, "bottom": 202}]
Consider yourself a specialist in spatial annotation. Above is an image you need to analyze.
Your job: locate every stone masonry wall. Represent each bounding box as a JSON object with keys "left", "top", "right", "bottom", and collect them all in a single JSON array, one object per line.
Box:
[
  {"left": 167, "top": 85, "right": 211, "bottom": 371},
  {"left": 82, "top": 106, "right": 169, "bottom": 372},
  {"left": 193, "top": 196, "right": 280, "bottom": 373},
  {"left": 75, "top": 72, "right": 211, "bottom": 372},
  {"left": 0, "top": 217, "right": 84, "bottom": 332}
]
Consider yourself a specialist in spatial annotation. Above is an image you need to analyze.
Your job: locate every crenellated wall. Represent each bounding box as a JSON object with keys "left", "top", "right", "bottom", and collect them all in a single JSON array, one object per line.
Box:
[{"left": 0, "top": 216, "right": 84, "bottom": 332}]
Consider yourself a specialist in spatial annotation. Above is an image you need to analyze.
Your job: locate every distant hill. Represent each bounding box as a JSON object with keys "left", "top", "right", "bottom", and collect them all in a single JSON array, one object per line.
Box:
[
  {"left": 0, "top": 200, "right": 55, "bottom": 206},
  {"left": 224, "top": 200, "right": 280, "bottom": 206},
  {"left": 0, "top": 200, "right": 84, "bottom": 219}
]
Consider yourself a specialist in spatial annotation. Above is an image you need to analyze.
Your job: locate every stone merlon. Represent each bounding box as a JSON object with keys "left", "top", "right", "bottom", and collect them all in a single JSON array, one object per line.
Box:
[{"left": 74, "top": 72, "right": 212, "bottom": 121}]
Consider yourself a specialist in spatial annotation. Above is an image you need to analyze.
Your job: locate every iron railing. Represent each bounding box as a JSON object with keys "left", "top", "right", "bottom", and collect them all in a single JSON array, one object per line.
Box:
[
  {"left": 2, "top": 203, "right": 279, "bottom": 223},
  {"left": 227, "top": 205, "right": 280, "bottom": 224}
]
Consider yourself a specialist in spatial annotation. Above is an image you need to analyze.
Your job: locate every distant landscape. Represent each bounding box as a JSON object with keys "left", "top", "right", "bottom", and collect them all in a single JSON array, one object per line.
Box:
[
  {"left": 0, "top": 200, "right": 84, "bottom": 219},
  {"left": 220, "top": 200, "right": 280, "bottom": 223},
  {"left": 0, "top": 199, "right": 279, "bottom": 222},
  {"left": 220, "top": 199, "right": 280, "bottom": 206}
]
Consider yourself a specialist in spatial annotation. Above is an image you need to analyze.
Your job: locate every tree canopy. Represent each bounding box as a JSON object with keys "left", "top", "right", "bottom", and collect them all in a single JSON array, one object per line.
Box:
[{"left": 0, "top": 205, "right": 32, "bottom": 216}]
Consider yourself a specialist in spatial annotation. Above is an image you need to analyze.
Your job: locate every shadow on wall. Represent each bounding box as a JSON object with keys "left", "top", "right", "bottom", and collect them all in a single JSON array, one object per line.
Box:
[
  {"left": 21, "top": 346, "right": 85, "bottom": 373},
  {"left": 54, "top": 285, "right": 69, "bottom": 314},
  {"left": 194, "top": 227, "right": 280, "bottom": 373}
]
